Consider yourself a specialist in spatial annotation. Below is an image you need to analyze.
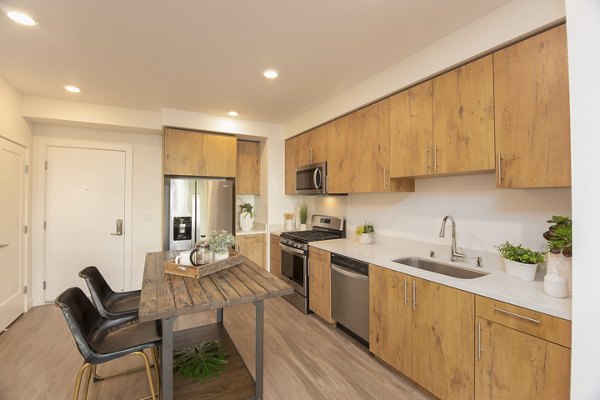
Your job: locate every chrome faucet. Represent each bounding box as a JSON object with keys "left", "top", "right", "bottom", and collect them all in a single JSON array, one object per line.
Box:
[{"left": 439, "top": 216, "right": 465, "bottom": 262}]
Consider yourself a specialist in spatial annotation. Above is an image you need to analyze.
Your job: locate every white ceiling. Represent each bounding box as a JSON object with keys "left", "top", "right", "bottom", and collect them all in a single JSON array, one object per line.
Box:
[{"left": 0, "top": 0, "right": 511, "bottom": 123}]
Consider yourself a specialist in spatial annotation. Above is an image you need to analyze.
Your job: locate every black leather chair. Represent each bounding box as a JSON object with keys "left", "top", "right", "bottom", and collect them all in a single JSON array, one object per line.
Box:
[
  {"left": 79, "top": 266, "right": 140, "bottom": 320},
  {"left": 56, "top": 287, "right": 160, "bottom": 400}
]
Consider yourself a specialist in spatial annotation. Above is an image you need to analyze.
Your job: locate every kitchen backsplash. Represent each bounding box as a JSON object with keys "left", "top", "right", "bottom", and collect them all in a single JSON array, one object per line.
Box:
[{"left": 313, "top": 173, "right": 571, "bottom": 253}]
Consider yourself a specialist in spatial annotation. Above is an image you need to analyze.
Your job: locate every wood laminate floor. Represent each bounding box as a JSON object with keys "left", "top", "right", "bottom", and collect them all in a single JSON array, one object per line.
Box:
[{"left": 0, "top": 298, "right": 433, "bottom": 400}]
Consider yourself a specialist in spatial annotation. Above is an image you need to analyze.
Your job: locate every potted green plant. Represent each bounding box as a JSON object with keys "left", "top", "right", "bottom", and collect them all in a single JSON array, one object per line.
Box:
[
  {"left": 207, "top": 230, "right": 236, "bottom": 261},
  {"left": 543, "top": 215, "right": 572, "bottom": 292},
  {"left": 495, "top": 241, "right": 545, "bottom": 281},
  {"left": 239, "top": 200, "right": 254, "bottom": 232},
  {"left": 299, "top": 204, "right": 308, "bottom": 230},
  {"left": 356, "top": 223, "right": 375, "bottom": 245}
]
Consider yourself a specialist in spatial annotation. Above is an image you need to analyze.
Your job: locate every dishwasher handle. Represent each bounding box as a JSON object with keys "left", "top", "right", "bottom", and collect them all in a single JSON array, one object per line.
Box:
[{"left": 331, "top": 264, "right": 369, "bottom": 281}]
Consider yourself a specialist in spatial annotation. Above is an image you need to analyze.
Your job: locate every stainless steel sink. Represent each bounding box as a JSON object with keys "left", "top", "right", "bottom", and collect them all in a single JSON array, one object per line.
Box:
[{"left": 392, "top": 257, "right": 488, "bottom": 279}]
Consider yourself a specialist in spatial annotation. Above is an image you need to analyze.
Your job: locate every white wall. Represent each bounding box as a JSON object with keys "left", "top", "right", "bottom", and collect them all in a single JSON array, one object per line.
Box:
[
  {"left": 315, "top": 175, "right": 571, "bottom": 252},
  {"left": 33, "top": 124, "right": 162, "bottom": 290},
  {"left": 565, "top": 0, "right": 600, "bottom": 397},
  {"left": 0, "top": 76, "right": 34, "bottom": 307}
]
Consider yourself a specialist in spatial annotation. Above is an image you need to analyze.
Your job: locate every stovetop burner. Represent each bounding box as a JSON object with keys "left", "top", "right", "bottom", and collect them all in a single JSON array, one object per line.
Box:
[{"left": 280, "top": 230, "right": 341, "bottom": 243}]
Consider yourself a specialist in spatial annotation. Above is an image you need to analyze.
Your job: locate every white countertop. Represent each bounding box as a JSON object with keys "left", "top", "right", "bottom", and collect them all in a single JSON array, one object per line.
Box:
[
  {"left": 310, "top": 237, "right": 572, "bottom": 321},
  {"left": 235, "top": 222, "right": 267, "bottom": 235}
]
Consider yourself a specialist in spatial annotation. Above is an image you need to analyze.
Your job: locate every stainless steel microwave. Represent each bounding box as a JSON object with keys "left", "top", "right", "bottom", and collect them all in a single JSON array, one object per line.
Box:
[{"left": 296, "top": 162, "right": 326, "bottom": 195}]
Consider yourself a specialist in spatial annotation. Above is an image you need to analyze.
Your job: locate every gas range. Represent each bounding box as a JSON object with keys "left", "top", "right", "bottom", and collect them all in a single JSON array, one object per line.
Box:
[
  {"left": 279, "top": 215, "right": 345, "bottom": 314},
  {"left": 280, "top": 230, "right": 343, "bottom": 252}
]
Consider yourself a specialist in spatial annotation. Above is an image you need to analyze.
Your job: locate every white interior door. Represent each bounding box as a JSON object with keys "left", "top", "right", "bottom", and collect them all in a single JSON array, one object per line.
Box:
[
  {"left": 44, "top": 146, "right": 126, "bottom": 301},
  {"left": 0, "top": 138, "right": 26, "bottom": 330}
]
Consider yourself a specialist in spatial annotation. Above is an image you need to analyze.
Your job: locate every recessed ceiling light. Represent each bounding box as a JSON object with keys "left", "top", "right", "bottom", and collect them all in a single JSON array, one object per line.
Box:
[
  {"left": 262, "top": 69, "right": 279, "bottom": 79},
  {"left": 228, "top": 111, "right": 239, "bottom": 117},
  {"left": 6, "top": 11, "right": 37, "bottom": 26},
  {"left": 64, "top": 85, "right": 81, "bottom": 93}
]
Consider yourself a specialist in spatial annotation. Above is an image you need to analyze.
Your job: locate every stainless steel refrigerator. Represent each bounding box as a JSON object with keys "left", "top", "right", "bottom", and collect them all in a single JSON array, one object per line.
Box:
[{"left": 164, "top": 178, "right": 235, "bottom": 251}]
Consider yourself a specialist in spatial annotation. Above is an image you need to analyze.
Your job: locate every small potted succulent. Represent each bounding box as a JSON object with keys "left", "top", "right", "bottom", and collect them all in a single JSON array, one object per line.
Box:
[
  {"left": 495, "top": 241, "right": 545, "bottom": 281},
  {"left": 356, "top": 223, "right": 375, "bottom": 245},
  {"left": 207, "top": 230, "right": 236, "bottom": 261},
  {"left": 239, "top": 200, "right": 254, "bottom": 232}
]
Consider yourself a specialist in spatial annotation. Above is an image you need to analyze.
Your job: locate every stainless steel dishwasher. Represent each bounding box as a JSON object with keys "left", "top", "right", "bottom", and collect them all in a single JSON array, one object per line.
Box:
[{"left": 331, "top": 253, "right": 369, "bottom": 345}]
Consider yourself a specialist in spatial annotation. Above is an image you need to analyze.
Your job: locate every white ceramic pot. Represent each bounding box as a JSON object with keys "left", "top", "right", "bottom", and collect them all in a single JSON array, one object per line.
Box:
[
  {"left": 559, "top": 256, "right": 573, "bottom": 294},
  {"left": 504, "top": 258, "right": 538, "bottom": 281},
  {"left": 546, "top": 252, "right": 561, "bottom": 275},
  {"left": 213, "top": 251, "right": 229, "bottom": 262},
  {"left": 544, "top": 273, "right": 568, "bottom": 298},
  {"left": 300, "top": 223, "right": 308, "bottom": 231},
  {"left": 240, "top": 212, "right": 254, "bottom": 231},
  {"left": 358, "top": 233, "right": 373, "bottom": 245}
]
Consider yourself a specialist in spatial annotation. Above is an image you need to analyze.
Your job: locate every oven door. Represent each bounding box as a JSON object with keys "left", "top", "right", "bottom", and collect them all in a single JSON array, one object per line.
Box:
[{"left": 279, "top": 244, "right": 308, "bottom": 296}]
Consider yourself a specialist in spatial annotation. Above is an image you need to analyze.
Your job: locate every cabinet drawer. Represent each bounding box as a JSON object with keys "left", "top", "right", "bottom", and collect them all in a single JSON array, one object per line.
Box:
[
  {"left": 476, "top": 296, "right": 571, "bottom": 347},
  {"left": 309, "top": 247, "right": 330, "bottom": 262},
  {"left": 239, "top": 234, "right": 264, "bottom": 244}
]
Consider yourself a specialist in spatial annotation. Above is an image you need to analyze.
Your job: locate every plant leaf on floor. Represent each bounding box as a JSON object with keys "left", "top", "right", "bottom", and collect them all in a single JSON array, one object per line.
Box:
[{"left": 173, "top": 340, "right": 228, "bottom": 382}]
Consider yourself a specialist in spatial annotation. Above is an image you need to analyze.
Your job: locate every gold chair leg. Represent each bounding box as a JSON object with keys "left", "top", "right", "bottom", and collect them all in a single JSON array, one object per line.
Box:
[
  {"left": 73, "top": 363, "right": 90, "bottom": 400},
  {"left": 151, "top": 347, "right": 160, "bottom": 389},
  {"left": 82, "top": 364, "right": 95, "bottom": 400},
  {"left": 134, "top": 351, "right": 157, "bottom": 400}
]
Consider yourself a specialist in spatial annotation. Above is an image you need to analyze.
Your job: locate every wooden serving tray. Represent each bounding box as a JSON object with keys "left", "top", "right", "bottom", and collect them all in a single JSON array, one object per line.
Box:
[{"left": 165, "top": 250, "right": 244, "bottom": 279}]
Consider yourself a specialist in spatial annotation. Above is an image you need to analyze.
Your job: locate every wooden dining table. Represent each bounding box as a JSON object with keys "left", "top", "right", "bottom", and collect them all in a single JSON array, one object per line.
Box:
[{"left": 138, "top": 251, "right": 293, "bottom": 400}]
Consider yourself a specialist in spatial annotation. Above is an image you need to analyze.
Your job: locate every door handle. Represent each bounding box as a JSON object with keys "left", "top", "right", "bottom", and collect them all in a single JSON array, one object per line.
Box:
[
  {"left": 111, "top": 219, "right": 123, "bottom": 236},
  {"left": 0, "top": 244, "right": 9, "bottom": 248}
]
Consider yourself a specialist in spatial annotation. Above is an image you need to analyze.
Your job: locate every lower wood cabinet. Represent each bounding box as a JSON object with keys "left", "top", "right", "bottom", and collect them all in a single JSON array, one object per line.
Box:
[
  {"left": 269, "top": 234, "right": 281, "bottom": 277},
  {"left": 369, "top": 264, "right": 474, "bottom": 400},
  {"left": 308, "top": 247, "right": 334, "bottom": 323},
  {"left": 236, "top": 234, "right": 265, "bottom": 269},
  {"left": 475, "top": 296, "right": 571, "bottom": 400}
]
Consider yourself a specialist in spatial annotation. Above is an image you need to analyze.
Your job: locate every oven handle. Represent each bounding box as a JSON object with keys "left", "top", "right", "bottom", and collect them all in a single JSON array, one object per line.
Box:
[
  {"left": 331, "top": 264, "right": 368, "bottom": 281},
  {"left": 279, "top": 243, "right": 306, "bottom": 256}
]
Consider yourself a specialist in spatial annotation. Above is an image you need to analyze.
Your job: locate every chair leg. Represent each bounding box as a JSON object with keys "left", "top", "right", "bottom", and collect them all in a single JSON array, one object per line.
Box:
[
  {"left": 134, "top": 351, "right": 157, "bottom": 400},
  {"left": 73, "top": 363, "right": 90, "bottom": 400},
  {"left": 151, "top": 346, "right": 160, "bottom": 389},
  {"left": 82, "top": 364, "right": 95, "bottom": 400},
  {"left": 93, "top": 356, "right": 156, "bottom": 382}
]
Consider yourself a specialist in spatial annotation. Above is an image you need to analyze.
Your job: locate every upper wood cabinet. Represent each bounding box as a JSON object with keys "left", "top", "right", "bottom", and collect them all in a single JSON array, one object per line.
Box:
[
  {"left": 164, "top": 128, "right": 204, "bottom": 176},
  {"left": 494, "top": 24, "right": 571, "bottom": 188},
  {"left": 475, "top": 296, "right": 571, "bottom": 400},
  {"left": 284, "top": 136, "right": 299, "bottom": 195},
  {"left": 369, "top": 264, "right": 474, "bottom": 400},
  {"left": 164, "top": 128, "right": 237, "bottom": 177},
  {"left": 325, "top": 115, "right": 349, "bottom": 194},
  {"left": 308, "top": 247, "right": 334, "bottom": 323},
  {"left": 432, "top": 55, "right": 495, "bottom": 175},
  {"left": 347, "top": 99, "right": 414, "bottom": 193},
  {"left": 298, "top": 126, "right": 326, "bottom": 166},
  {"left": 237, "top": 141, "right": 260, "bottom": 195},
  {"left": 389, "top": 80, "right": 433, "bottom": 177}
]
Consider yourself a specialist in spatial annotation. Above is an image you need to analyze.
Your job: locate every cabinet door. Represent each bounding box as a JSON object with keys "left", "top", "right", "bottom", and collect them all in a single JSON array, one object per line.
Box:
[
  {"left": 308, "top": 126, "right": 327, "bottom": 164},
  {"left": 237, "top": 141, "right": 260, "bottom": 195},
  {"left": 412, "top": 278, "right": 474, "bottom": 400},
  {"left": 325, "top": 116, "right": 349, "bottom": 194},
  {"left": 237, "top": 234, "right": 265, "bottom": 269},
  {"left": 369, "top": 265, "right": 413, "bottom": 377},
  {"left": 269, "top": 234, "right": 281, "bottom": 277},
  {"left": 202, "top": 133, "right": 237, "bottom": 177},
  {"left": 390, "top": 80, "right": 434, "bottom": 177},
  {"left": 308, "top": 248, "right": 333, "bottom": 322},
  {"left": 494, "top": 25, "right": 570, "bottom": 188},
  {"left": 433, "top": 55, "right": 495, "bottom": 175},
  {"left": 297, "top": 131, "right": 312, "bottom": 166},
  {"left": 475, "top": 317, "right": 571, "bottom": 400},
  {"left": 164, "top": 128, "right": 203, "bottom": 176},
  {"left": 347, "top": 99, "right": 391, "bottom": 193},
  {"left": 285, "top": 137, "right": 299, "bottom": 195}
]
